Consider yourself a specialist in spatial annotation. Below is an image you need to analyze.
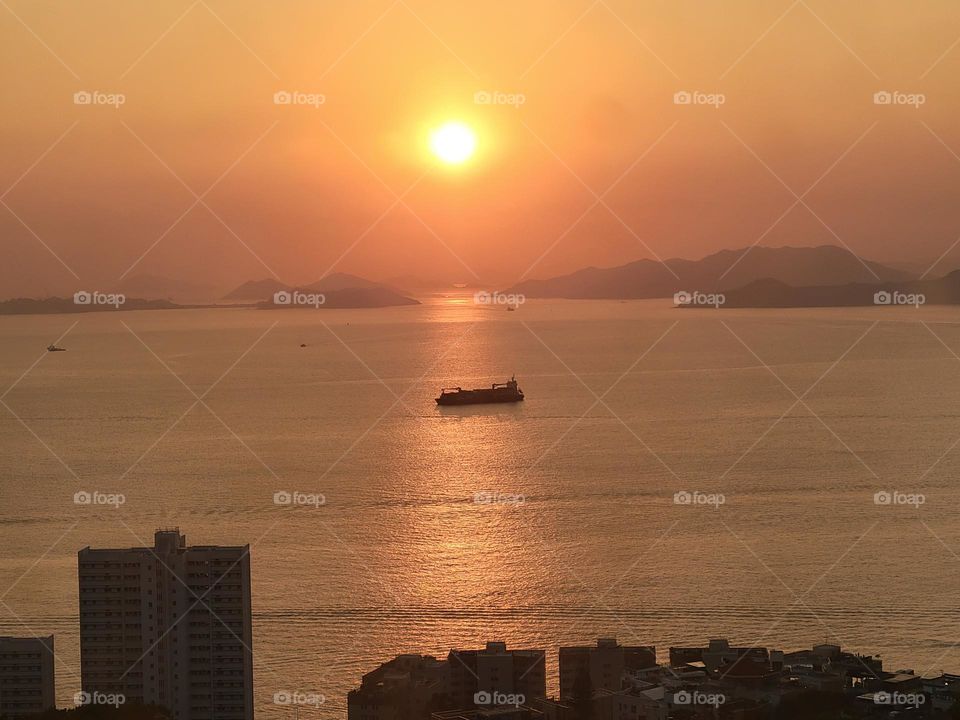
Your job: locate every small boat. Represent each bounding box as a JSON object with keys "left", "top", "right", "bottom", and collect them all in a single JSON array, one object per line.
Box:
[
  {"left": 436, "top": 376, "right": 524, "bottom": 405},
  {"left": 506, "top": 305, "right": 516, "bottom": 312},
  {"left": 300, "top": 343, "right": 308, "bottom": 348},
  {"left": 47, "top": 344, "right": 66, "bottom": 352}
]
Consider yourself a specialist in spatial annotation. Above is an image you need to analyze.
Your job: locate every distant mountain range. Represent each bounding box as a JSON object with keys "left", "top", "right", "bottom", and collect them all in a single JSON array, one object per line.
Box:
[
  {"left": 222, "top": 273, "right": 388, "bottom": 301},
  {"left": 715, "top": 271, "right": 960, "bottom": 308},
  {"left": 505, "top": 245, "right": 911, "bottom": 299},
  {"left": 8, "top": 247, "right": 953, "bottom": 313},
  {"left": 0, "top": 273, "right": 420, "bottom": 315},
  {"left": 81, "top": 272, "right": 417, "bottom": 304},
  {"left": 222, "top": 273, "right": 418, "bottom": 308},
  {"left": 0, "top": 297, "right": 179, "bottom": 315}
]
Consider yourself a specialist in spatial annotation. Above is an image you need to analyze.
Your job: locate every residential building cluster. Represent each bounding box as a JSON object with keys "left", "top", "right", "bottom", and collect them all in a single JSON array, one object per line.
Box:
[
  {"left": 348, "top": 637, "right": 960, "bottom": 720},
  {"left": 0, "top": 528, "right": 253, "bottom": 720}
]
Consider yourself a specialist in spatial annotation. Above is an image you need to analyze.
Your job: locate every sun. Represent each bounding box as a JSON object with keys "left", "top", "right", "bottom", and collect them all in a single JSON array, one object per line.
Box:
[{"left": 429, "top": 122, "right": 476, "bottom": 164}]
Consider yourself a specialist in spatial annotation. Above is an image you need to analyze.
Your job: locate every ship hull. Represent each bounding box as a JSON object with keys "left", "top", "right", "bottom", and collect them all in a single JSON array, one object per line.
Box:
[{"left": 436, "top": 389, "right": 524, "bottom": 406}]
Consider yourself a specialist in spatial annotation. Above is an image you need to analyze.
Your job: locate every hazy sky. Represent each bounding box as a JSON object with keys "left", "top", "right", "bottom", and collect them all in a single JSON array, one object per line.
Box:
[{"left": 3, "top": 0, "right": 960, "bottom": 296}]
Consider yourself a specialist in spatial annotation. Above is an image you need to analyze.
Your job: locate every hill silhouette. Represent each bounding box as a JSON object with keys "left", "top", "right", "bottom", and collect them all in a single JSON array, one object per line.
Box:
[{"left": 505, "top": 245, "right": 911, "bottom": 299}]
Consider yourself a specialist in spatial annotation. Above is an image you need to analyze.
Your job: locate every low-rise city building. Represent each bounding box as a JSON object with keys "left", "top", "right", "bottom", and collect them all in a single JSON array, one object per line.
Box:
[
  {"left": 447, "top": 642, "right": 546, "bottom": 711},
  {"left": 348, "top": 654, "right": 450, "bottom": 720},
  {"left": 351, "top": 637, "right": 960, "bottom": 720},
  {"left": 922, "top": 672, "right": 960, "bottom": 712},
  {"left": 431, "top": 707, "right": 543, "bottom": 720},
  {"left": 558, "top": 638, "right": 655, "bottom": 700},
  {"left": 350, "top": 643, "right": 546, "bottom": 720},
  {"left": 591, "top": 687, "right": 666, "bottom": 720}
]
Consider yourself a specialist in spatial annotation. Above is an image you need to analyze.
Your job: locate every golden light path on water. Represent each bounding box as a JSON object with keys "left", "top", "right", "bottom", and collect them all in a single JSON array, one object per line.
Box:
[{"left": 2, "top": 297, "right": 960, "bottom": 716}]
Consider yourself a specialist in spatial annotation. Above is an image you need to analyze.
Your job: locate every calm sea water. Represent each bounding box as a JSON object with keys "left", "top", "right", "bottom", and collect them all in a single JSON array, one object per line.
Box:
[{"left": 3, "top": 297, "right": 960, "bottom": 717}]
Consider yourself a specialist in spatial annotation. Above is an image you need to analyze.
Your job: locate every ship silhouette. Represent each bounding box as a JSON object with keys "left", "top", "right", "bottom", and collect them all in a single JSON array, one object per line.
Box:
[{"left": 436, "top": 376, "right": 524, "bottom": 405}]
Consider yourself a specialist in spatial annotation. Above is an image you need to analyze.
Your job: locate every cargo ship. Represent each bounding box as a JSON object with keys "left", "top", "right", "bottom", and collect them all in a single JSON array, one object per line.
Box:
[{"left": 436, "top": 376, "right": 524, "bottom": 405}]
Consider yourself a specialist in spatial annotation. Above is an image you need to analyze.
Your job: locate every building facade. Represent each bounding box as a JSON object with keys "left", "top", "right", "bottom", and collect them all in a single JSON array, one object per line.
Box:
[
  {"left": 348, "top": 654, "right": 449, "bottom": 720},
  {"left": 0, "top": 636, "right": 55, "bottom": 716},
  {"left": 78, "top": 528, "right": 253, "bottom": 720},
  {"left": 559, "top": 639, "right": 656, "bottom": 700},
  {"left": 448, "top": 642, "right": 546, "bottom": 711},
  {"left": 350, "top": 643, "right": 547, "bottom": 720}
]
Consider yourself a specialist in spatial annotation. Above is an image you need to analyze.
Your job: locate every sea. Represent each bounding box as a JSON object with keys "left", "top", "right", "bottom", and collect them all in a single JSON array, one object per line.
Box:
[{"left": 2, "top": 296, "right": 960, "bottom": 717}]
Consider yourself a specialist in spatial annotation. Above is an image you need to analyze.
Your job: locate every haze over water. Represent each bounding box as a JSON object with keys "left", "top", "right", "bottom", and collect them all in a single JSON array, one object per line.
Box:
[{"left": 3, "top": 298, "right": 960, "bottom": 717}]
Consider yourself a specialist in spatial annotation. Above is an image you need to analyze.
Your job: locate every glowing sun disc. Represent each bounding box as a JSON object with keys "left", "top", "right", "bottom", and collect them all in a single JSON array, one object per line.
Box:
[{"left": 430, "top": 122, "right": 476, "bottom": 164}]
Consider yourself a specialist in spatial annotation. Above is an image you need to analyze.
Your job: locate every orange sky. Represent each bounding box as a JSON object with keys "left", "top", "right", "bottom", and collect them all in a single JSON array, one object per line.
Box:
[{"left": 3, "top": 0, "right": 960, "bottom": 296}]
